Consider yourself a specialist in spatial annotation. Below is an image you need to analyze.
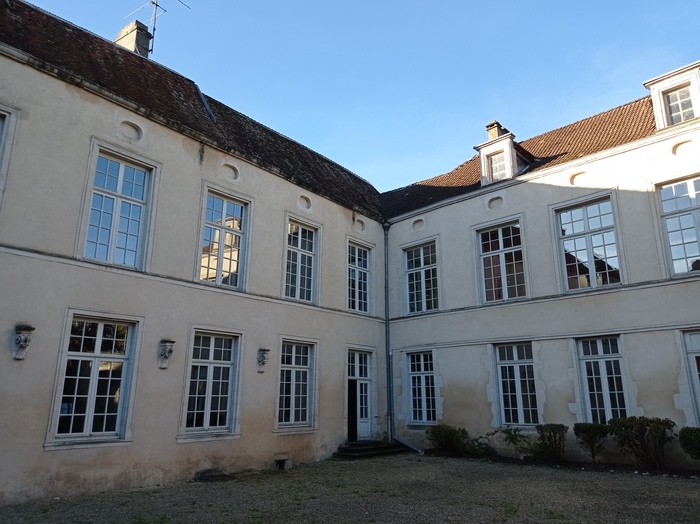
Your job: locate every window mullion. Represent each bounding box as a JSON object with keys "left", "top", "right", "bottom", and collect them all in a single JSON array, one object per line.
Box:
[{"left": 215, "top": 225, "right": 225, "bottom": 286}]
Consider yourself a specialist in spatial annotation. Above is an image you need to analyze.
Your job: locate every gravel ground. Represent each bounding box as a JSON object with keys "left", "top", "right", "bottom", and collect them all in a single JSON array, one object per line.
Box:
[{"left": 2, "top": 454, "right": 699, "bottom": 523}]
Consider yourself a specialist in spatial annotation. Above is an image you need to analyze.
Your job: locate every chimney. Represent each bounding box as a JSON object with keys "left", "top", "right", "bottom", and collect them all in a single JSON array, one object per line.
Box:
[
  {"left": 114, "top": 21, "right": 152, "bottom": 58},
  {"left": 486, "top": 121, "right": 510, "bottom": 140}
]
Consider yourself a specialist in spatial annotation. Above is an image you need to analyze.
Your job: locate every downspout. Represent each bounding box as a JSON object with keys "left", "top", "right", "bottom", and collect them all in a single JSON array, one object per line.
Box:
[
  {"left": 383, "top": 221, "right": 423, "bottom": 454},
  {"left": 383, "top": 222, "right": 394, "bottom": 442}
]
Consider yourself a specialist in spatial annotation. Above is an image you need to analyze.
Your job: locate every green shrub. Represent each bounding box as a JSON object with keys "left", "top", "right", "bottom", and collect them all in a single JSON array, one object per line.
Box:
[
  {"left": 679, "top": 427, "right": 700, "bottom": 461},
  {"left": 426, "top": 424, "right": 494, "bottom": 457},
  {"left": 573, "top": 422, "right": 609, "bottom": 465},
  {"left": 487, "top": 427, "right": 531, "bottom": 458},
  {"left": 529, "top": 424, "right": 569, "bottom": 463},
  {"left": 608, "top": 416, "right": 676, "bottom": 470}
]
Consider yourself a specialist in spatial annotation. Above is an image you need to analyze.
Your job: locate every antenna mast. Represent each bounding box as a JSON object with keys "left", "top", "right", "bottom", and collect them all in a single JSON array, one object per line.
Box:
[{"left": 124, "top": 0, "right": 191, "bottom": 55}]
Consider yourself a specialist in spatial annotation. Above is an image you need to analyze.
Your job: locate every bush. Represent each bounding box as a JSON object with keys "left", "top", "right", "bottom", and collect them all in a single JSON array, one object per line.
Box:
[
  {"left": 426, "top": 424, "right": 494, "bottom": 457},
  {"left": 530, "top": 424, "right": 568, "bottom": 463},
  {"left": 679, "top": 427, "right": 700, "bottom": 461},
  {"left": 608, "top": 416, "right": 676, "bottom": 470},
  {"left": 487, "top": 427, "right": 531, "bottom": 458},
  {"left": 573, "top": 422, "right": 609, "bottom": 466}
]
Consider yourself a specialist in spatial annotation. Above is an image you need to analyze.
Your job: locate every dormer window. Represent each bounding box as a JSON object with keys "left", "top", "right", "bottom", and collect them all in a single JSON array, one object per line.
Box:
[
  {"left": 488, "top": 152, "right": 507, "bottom": 182},
  {"left": 665, "top": 86, "right": 695, "bottom": 125},
  {"left": 644, "top": 61, "right": 700, "bottom": 130},
  {"left": 475, "top": 121, "right": 532, "bottom": 186}
]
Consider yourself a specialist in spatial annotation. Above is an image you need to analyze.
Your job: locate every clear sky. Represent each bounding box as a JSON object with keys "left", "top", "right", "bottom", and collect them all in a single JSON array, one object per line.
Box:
[{"left": 27, "top": 0, "right": 700, "bottom": 192}]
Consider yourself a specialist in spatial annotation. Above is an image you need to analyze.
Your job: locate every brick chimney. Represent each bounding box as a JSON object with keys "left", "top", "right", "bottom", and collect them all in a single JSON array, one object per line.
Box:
[
  {"left": 486, "top": 121, "right": 510, "bottom": 140},
  {"left": 114, "top": 21, "right": 152, "bottom": 58}
]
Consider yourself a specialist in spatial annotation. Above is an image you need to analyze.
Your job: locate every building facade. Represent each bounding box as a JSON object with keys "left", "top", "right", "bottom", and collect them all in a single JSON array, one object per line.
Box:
[{"left": 1, "top": 0, "right": 700, "bottom": 504}]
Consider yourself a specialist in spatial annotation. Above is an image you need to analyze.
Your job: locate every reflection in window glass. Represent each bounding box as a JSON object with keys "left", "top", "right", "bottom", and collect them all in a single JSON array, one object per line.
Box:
[{"left": 659, "top": 177, "right": 700, "bottom": 274}]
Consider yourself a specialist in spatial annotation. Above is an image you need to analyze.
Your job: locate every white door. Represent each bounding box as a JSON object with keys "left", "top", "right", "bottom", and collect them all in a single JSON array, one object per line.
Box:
[{"left": 348, "top": 351, "right": 371, "bottom": 440}]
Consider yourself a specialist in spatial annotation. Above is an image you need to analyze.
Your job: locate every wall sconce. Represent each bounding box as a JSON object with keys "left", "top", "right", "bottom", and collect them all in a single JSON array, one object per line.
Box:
[
  {"left": 257, "top": 348, "right": 270, "bottom": 373},
  {"left": 159, "top": 339, "right": 175, "bottom": 369},
  {"left": 13, "top": 324, "right": 35, "bottom": 360}
]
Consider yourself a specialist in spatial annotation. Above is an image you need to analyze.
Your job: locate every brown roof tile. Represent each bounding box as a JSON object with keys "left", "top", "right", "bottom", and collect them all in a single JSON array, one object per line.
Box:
[
  {"left": 0, "top": 1, "right": 382, "bottom": 221},
  {"left": 381, "top": 97, "right": 656, "bottom": 218}
]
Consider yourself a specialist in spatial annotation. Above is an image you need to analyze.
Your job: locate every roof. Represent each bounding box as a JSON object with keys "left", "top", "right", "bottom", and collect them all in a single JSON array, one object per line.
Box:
[
  {"left": 381, "top": 97, "right": 657, "bottom": 218},
  {"left": 0, "top": 1, "right": 383, "bottom": 221}
]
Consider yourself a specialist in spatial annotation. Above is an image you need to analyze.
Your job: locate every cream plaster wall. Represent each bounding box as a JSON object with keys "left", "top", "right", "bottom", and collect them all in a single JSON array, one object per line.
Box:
[
  {"left": 0, "top": 55, "right": 387, "bottom": 503},
  {"left": 387, "top": 118, "right": 700, "bottom": 460}
]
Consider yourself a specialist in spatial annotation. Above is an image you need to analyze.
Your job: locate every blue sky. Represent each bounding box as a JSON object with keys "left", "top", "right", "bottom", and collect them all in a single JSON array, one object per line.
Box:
[{"left": 29, "top": 0, "right": 700, "bottom": 192}]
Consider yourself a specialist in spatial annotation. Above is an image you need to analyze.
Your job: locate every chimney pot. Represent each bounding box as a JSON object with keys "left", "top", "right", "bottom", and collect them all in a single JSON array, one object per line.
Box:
[
  {"left": 486, "top": 121, "right": 510, "bottom": 140},
  {"left": 114, "top": 20, "right": 152, "bottom": 58}
]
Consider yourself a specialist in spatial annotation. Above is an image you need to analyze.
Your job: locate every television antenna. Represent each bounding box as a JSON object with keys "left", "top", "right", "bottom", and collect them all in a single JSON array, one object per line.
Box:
[{"left": 124, "top": 0, "right": 191, "bottom": 54}]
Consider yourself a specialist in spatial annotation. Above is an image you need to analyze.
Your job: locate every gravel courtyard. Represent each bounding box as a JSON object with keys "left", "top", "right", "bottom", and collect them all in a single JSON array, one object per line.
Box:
[{"left": 2, "top": 454, "right": 699, "bottom": 523}]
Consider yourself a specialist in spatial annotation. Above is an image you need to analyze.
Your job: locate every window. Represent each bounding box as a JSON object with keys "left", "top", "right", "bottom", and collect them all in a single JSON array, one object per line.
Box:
[
  {"left": 558, "top": 199, "right": 620, "bottom": 290},
  {"left": 405, "top": 241, "right": 439, "bottom": 313},
  {"left": 54, "top": 317, "right": 135, "bottom": 440},
  {"left": 496, "top": 343, "right": 538, "bottom": 425},
  {"left": 578, "top": 337, "right": 627, "bottom": 424},
  {"left": 84, "top": 154, "right": 149, "bottom": 267},
  {"left": 684, "top": 332, "right": 700, "bottom": 421},
  {"left": 200, "top": 192, "right": 247, "bottom": 288},
  {"left": 278, "top": 342, "right": 314, "bottom": 427},
  {"left": 659, "top": 177, "right": 700, "bottom": 274},
  {"left": 285, "top": 221, "right": 316, "bottom": 301},
  {"left": 479, "top": 223, "right": 526, "bottom": 302},
  {"left": 185, "top": 332, "right": 239, "bottom": 432},
  {"left": 348, "top": 243, "right": 369, "bottom": 312},
  {"left": 488, "top": 152, "right": 507, "bottom": 182},
  {"left": 409, "top": 352, "right": 436, "bottom": 423},
  {"left": 665, "top": 86, "right": 695, "bottom": 125}
]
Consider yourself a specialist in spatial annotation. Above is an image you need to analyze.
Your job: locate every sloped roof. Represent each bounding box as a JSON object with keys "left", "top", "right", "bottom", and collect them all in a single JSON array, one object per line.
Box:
[
  {"left": 0, "top": 1, "right": 382, "bottom": 220},
  {"left": 381, "top": 97, "right": 657, "bottom": 218}
]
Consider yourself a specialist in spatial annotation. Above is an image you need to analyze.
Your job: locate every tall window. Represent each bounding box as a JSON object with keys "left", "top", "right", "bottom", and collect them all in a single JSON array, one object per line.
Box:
[
  {"left": 487, "top": 152, "right": 507, "bottom": 182},
  {"left": 200, "top": 192, "right": 246, "bottom": 288},
  {"left": 405, "top": 242, "right": 439, "bottom": 313},
  {"left": 558, "top": 199, "right": 620, "bottom": 290},
  {"left": 409, "top": 352, "right": 436, "bottom": 423},
  {"left": 579, "top": 337, "right": 627, "bottom": 424},
  {"left": 496, "top": 343, "right": 538, "bottom": 425},
  {"left": 185, "top": 333, "right": 238, "bottom": 432},
  {"left": 659, "top": 177, "right": 700, "bottom": 274},
  {"left": 348, "top": 243, "right": 369, "bottom": 312},
  {"left": 285, "top": 221, "right": 316, "bottom": 301},
  {"left": 84, "top": 154, "right": 149, "bottom": 268},
  {"left": 684, "top": 332, "right": 700, "bottom": 421},
  {"left": 55, "top": 318, "right": 134, "bottom": 439},
  {"left": 278, "top": 342, "right": 314, "bottom": 427},
  {"left": 480, "top": 223, "right": 526, "bottom": 302},
  {"left": 665, "top": 86, "right": 695, "bottom": 125}
]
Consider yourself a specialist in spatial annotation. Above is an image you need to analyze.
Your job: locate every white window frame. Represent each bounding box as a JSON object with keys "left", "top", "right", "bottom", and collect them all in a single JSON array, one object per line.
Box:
[
  {"left": 78, "top": 140, "right": 159, "bottom": 271},
  {"left": 181, "top": 330, "right": 241, "bottom": 437},
  {"left": 658, "top": 175, "right": 700, "bottom": 275},
  {"left": 276, "top": 340, "right": 317, "bottom": 431},
  {"left": 683, "top": 331, "right": 700, "bottom": 424},
  {"left": 495, "top": 343, "right": 539, "bottom": 426},
  {"left": 644, "top": 63, "right": 700, "bottom": 129},
  {"left": 556, "top": 197, "right": 621, "bottom": 291},
  {"left": 0, "top": 103, "right": 20, "bottom": 213},
  {"left": 284, "top": 218, "right": 319, "bottom": 302},
  {"left": 348, "top": 241, "right": 370, "bottom": 313},
  {"left": 404, "top": 240, "right": 439, "bottom": 314},
  {"left": 408, "top": 351, "right": 436, "bottom": 424},
  {"left": 198, "top": 188, "right": 249, "bottom": 289},
  {"left": 478, "top": 221, "right": 527, "bottom": 302},
  {"left": 487, "top": 152, "right": 507, "bottom": 182},
  {"left": 46, "top": 310, "right": 142, "bottom": 449},
  {"left": 578, "top": 336, "right": 628, "bottom": 424}
]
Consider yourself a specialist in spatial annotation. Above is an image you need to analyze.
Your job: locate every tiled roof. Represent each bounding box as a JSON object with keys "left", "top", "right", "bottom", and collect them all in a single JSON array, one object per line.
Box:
[
  {"left": 381, "top": 97, "right": 656, "bottom": 218},
  {"left": 0, "top": 1, "right": 382, "bottom": 221}
]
